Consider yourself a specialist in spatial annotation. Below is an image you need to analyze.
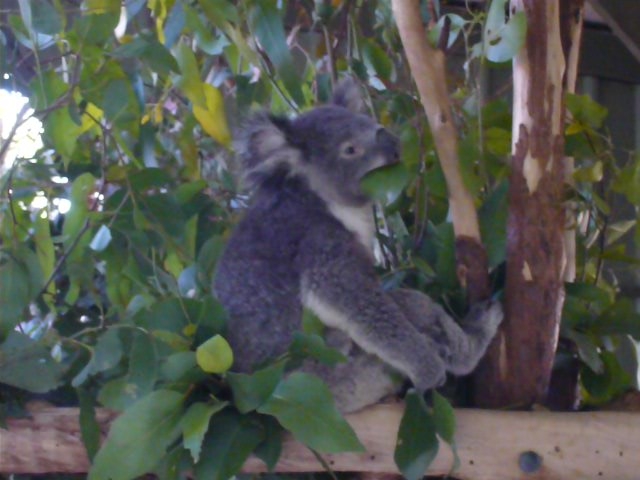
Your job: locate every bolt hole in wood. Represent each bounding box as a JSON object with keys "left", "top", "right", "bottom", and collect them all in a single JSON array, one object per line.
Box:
[{"left": 519, "top": 450, "right": 543, "bottom": 474}]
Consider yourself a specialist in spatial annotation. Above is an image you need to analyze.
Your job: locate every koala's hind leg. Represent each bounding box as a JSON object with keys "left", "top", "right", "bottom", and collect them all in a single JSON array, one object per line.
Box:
[
  {"left": 301, "top": 330, "right": 400, "bottom": 413},
  {"left": 389, "top": 289, "right": 502, "bottom": 376}
]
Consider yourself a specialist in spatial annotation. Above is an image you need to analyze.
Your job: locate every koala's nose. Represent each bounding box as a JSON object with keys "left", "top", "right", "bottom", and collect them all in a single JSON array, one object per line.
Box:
[{"left": 376, "top": 128, "right": 400, "bottom": 164}]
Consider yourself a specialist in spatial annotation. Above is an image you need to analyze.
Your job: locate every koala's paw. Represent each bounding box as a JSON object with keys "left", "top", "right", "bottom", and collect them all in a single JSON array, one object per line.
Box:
[{"left": 466, "top": 299, "right": 503, "bottom": 336}]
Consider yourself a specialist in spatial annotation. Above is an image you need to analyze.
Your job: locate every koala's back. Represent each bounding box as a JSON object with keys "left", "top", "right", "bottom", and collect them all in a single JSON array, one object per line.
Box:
[{"left": 215, "top": 176, "right": 354, "bottom": 372}]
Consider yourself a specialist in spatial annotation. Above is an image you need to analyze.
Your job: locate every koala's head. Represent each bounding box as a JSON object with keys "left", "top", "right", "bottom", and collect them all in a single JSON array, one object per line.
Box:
[{"left": 237, "top": 79, "right": 400, "bottom": 206}]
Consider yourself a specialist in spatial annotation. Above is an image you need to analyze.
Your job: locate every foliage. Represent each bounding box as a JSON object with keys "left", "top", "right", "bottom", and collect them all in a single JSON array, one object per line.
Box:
[{"left": 0, "top": 0, "right": 637, "bottom": 478}]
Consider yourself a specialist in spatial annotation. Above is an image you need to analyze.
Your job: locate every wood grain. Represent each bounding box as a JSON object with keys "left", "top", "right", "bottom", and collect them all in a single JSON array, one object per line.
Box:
[{"left": 3, "top": 404, "right": 640, "bottom": 479}]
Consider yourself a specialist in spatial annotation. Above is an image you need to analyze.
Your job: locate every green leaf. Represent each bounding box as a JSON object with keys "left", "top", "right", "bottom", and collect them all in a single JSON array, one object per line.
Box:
[
  {"left": 484, "top": 127, "right": 511, "bottom": 156},
  {"left": 84, "top": 0, "right": 121, "bottom": 14},
  {"left": 360, "top": 163, "right": 410, "bottom": 204},
  {"left": 160, "top": 351, "right": 201, "bottom": 383},
  {"left": 227, "top": 362, "right": 286, "bottom": 414},
  {"left": 289, "top": 333, "right": 347, "bottom": 366},
  {"left": 593, "top": 299, "right": 640, "bottom": 339},
  {"left": 581, "top": 351, "right": 633, "bottom": 405},
  {"left": 612, "top": 158, "right": 640, "bottom": 205},
  {"left": 89, "top": 390, "right": 184, "bottom": 480},
  {"left": 433, "top": 392, "right": 459, "bottom": 471},
  {"left": 0, "top": 332, "right": 65, "bottom": 393},
  {"left": 63, "top": 173, "right": 96, "bottom": 246},
  {"left": 257, "top": 372, "right": 365, "bottom": 453},
  {"left": 192, "top": 84, "right": 232, "bottom": 147},
  {"left": 566, "top": 93, "right": 608, "bottom": 130},
  {"left": 97, "top": 377, "right": 133, "bottom": 411},
  {"left": 432, "top": 391, "right": 456, "bottom": 444},
  {"left": 34, "top": 213, "right": 55, "bottom": 301},
  {"left": 72, "top": 328, "right": 123, "bottom": 386},
  {"left": 195, "top": 410, "right": 265, "bottom": 480},
  {"left": 174, "top": 42, "right": 206, "bottom": 106},
  {"left": 125, "top": 331, "right": 158, "bottom": 401},
  {"left": 484, "top": 0, "right": 527, "bottom": 63},
  {"left": 101, "top": 78, "right": 140, "bottom": 131},
  {"left": 563, "top": 329, "right": 603, "bottom": 374},
  {"left": 0, "top": 254, "right": 32, "bottom": 333},
  {"left": 302, "top": 308, "right": 326, "bottom": 336},
  {"left": 479, "top": 180, "right": 508, "bottom": 268},
  {"left": 573, "top": 160, "right": 604, "bottom": 183},
  {"left": 112, "top": 34, "right": 179, "bottom": 75},
  {"left": 31, "top": 0, "right": 62, "bottom": 35},
  {"left": 78, "top": 388, "right": 101, "bottom": 461},
  {"left": 128, "top": 167, "right": 173, "bottom": 190},
  {"left": 394, "top": 391, "right": 439, "bottom": 480},
  {"left": 362, "top": 39, "right": 393, "bottom": 81},
  {"left": 181, "top": 401, "right": 229, "bottom": 462},
  {"left": 89, "top": 224, "right": 112, "bottom": 252},
  {"left": 253, "top": 415, "right": 283, "bottom": 471},
  {"left": 248, "top": 1, "right": 305, "bottom": 107},
  {"left": 196, "top": 334, "right": 233, "bottom": 373},
  {"left": 565, "top": 282, "right": 614, "bottom": 314},
  {"left": 72, "top": 12, "right": 120, "bottom": 45},
  {"left": 196, "top": 0, "right": 239, "bottom": 27}
]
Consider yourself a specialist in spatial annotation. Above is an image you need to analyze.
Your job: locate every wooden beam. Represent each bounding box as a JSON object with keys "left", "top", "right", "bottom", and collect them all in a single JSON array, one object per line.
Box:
[{"left": 3, "top": 404, "right": 640, "bottom": 479}]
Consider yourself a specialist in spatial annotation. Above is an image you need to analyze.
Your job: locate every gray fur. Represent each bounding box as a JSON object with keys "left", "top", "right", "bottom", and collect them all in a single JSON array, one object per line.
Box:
[{"left": 214, "top": 79, "right": 503, "bottom": 413}]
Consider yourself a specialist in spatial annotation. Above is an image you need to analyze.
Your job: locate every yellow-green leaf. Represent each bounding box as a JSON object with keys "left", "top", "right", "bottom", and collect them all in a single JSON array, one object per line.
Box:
[
  {"left": 84, "top": 0, "right": 120, "bottom": 14},
  {"left": 193, "top": 84, "right": 231, "bottom": 147},
  {"left": 196, "top": 335, "right": 233, "bottom": 374}
]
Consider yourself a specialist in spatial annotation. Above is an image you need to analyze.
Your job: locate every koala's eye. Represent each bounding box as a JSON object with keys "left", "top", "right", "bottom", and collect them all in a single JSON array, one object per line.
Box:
[{"left": 340, "top": 142, "right": 363, "bottom": 158}]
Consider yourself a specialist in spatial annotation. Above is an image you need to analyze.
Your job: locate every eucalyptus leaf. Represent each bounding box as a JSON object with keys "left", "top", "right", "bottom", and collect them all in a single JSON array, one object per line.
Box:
[
  {"left": 78, "top": 388, "right": 101, "bottom": 461},
  {"left": 248, "top": 1, "right": 305, "bottom": 107},
  {"left": 89, "top": 390, "right": 184, "bottom": 480},
  {"left": 181, "top": 401, "right": 229, "bottom": 462},
  {"left": 0, "top": 332, "right": 65, "bottom": 393},
  {"left": 72, "top": 328, "right": 123, "bottom": 386},
  {"left": 228, "top": 362, "right": 286, "bottom": 413},
  {"left": 30, "top": 0, "right": 62, "bottom": 35},
  {"left": 360, "top": 163, "right": 410, "bottom": 204},
  {"left": 254, "top": 415, "right": 284, "bottom": 471},
  {"left": 196, "top": 334, "right": 233, "bottom": 373},
  {"left": 484, "top": 0, "right": 527, "bottom": 63},
  {"left": 195, "top": 410, "right": 265, "bottom": 480},
  {"left": 289, "top": 332, "right": 347, "bottom": 366},
  {"left": 258, "top": 372, "right": 364, "bottom": 453},
  {"left": 394, "top": 391, "right": 439, "bottom": 480}
]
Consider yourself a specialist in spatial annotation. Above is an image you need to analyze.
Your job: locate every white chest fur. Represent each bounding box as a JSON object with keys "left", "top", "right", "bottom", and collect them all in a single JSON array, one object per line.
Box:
[{"left": 327, "top": 202, "right": 375, "bottom": 252}]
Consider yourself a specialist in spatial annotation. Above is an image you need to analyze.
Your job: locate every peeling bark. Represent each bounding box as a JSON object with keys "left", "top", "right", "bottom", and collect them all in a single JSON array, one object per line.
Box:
[{"left": 475, "top": 0, "right": 572, "bottom": 408}]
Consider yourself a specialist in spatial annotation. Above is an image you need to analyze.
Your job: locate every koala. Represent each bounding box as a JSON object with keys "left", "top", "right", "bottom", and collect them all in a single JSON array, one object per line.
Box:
[{"left": 214, "top": 79, "right": 502, "bottom": 413}]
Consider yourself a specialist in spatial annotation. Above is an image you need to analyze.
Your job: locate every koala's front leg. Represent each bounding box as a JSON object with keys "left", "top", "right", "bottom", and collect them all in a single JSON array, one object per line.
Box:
[
  {"left": 298, "top": 238, "right": 447, "bottom": 392},
  {"left": 390, "top": 289, "right": 503, "bottom": 376}
]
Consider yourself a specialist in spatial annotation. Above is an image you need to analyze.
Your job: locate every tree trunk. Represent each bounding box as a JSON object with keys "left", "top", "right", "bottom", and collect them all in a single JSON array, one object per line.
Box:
[{"left": 475, "top": 0, "right": 576, "bottom": 408}]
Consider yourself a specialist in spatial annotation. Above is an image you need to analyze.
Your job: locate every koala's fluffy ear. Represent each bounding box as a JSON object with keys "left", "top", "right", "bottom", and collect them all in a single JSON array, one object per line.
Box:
[
  {"left": 235, "top": 112, "right": 301, "bottom": 188},
  {"left": 331, "top": 78, "right": 365, "bottom": 113}
]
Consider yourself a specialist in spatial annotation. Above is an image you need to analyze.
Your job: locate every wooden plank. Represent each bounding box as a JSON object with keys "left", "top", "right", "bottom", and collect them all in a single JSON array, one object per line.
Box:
[{"left": 2, "top": 404, "right": 640, "bottom": 479}]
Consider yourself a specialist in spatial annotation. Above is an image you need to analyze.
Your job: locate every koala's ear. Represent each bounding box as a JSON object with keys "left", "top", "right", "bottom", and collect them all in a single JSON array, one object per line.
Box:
[
  {"left": 236, "top": 112, "right": 302, "bottom": 187},
  {"left": 330, "top": 78, "right": 365, "bottom": 113}
]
